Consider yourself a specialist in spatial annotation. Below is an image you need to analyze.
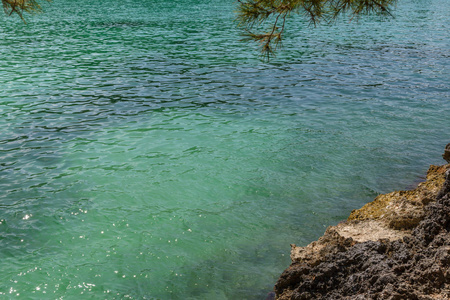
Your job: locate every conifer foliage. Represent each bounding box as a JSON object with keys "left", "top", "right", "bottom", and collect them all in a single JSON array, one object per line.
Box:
[
  {"left": 2, "top": 0, "right": 47, "bottom": 22},
  {"left": 236, "top": 0, "right": 397, "bottom": 59}
]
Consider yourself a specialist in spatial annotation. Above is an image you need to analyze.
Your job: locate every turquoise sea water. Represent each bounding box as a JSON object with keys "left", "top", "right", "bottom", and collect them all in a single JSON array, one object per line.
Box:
[{"left": 0, "top": 0, "right": 449, "bottom": 298}]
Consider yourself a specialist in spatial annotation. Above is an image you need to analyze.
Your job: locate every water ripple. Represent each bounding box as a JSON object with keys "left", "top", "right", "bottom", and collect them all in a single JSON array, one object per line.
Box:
[{"left": 1, "top": 0, "right": 449, "bottom": 298}]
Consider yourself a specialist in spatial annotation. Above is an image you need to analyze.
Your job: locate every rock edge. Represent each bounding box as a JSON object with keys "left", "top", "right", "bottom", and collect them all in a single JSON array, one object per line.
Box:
[{"left": 274, "top": 158, "right": 450, "bottom": 299}]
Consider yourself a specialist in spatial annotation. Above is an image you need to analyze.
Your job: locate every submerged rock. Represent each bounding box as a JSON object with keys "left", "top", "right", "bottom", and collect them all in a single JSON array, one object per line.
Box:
[{"left": 274, "top": 145, "right": 450, "bottom": 300}]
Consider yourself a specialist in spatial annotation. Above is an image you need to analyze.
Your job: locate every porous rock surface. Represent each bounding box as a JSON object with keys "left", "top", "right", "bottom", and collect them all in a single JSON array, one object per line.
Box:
[{"left": 275, "top": 160, "right": 450, "bottom": 300}]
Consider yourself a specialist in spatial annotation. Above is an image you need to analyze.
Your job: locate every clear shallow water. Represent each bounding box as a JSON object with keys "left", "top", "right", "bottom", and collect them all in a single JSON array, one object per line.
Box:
[{"left": 0, "top": 0, "right": 449, "bottom": 298}]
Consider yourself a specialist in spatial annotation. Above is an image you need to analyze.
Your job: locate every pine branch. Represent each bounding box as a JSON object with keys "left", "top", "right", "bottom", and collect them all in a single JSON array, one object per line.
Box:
[
  {"left": 2, "top": 0, "right": 49, "bottom": 23},
  {"left": 237, "top": 0, "right": 397, "bottom": 60}
]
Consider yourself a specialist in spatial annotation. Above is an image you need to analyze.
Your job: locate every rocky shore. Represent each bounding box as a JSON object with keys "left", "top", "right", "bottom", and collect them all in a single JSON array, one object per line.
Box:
[{"left": 273, "top": 144, "right": 450, "bottom": 299}]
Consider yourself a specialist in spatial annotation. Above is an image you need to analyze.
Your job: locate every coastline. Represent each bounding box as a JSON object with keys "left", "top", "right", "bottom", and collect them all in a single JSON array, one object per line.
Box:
[{"left": 273, "top": 146, "right": 450, "bottom": 299}]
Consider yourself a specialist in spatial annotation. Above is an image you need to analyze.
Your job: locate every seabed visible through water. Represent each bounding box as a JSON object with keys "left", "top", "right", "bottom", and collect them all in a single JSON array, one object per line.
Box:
[{"left": 0, "top": 0, "right": 449, "bottom": 298}]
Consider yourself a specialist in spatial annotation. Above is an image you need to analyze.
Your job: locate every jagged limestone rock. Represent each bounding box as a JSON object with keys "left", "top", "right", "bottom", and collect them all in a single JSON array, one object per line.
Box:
[{"left": 274, "top": 144, "right": 450, "bottom": 300}]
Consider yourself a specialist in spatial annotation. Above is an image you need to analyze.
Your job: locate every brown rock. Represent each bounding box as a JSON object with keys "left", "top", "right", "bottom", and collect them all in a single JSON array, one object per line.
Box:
[
  {"left": 348, "top": 164, "right": 449, "bottom": 230},
  {"left": 443, "top": 143, "right": 450, "bottom": 163},
  {"left": 274, "top": 144, "right": 450, "bottom": 300}
]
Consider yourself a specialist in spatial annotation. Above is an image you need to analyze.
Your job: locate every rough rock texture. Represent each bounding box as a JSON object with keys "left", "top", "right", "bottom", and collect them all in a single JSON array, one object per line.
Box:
[
  {"left": 275, "top": 160, "right": 450, "bottom": 300},
  {"left": 348, "top": 164, "right": 447, "bottom": 229},
  {"left": 444, "top": 143, "right": 450, "bottom": 163}
]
